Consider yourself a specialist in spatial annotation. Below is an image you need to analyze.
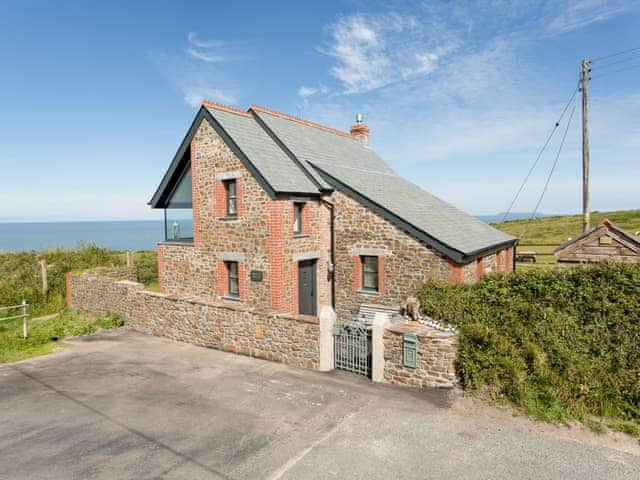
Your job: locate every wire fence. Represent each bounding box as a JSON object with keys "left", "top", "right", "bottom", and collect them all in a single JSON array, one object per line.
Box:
[{"left": 0, "top": 300, "right": 29, "bottom": 338}]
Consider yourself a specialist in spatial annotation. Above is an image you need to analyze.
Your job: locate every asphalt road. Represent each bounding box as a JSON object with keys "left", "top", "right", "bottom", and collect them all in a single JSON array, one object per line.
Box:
[{"left": 1, "top": 330, "right": 638, "bottom": 479}]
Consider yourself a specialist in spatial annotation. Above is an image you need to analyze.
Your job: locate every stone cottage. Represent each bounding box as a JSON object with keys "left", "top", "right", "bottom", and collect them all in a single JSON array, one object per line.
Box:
[{"left": 149, "top": 102, "right": 517, "bottom": 320}]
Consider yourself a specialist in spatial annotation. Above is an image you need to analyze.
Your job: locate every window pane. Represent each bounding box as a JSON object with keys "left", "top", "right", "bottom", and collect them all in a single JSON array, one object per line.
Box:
[
  {"left": 363, "top": 272, "right": 378, "bottom": 290},
  {"left": 167, "top": 167, "right": 192, "bottom": 208},
  {"left": 227, "top": 262, "right": 239, "bottom": 297},
  {"left": 165, "top": 208, "right": 194, "bottom": 241},
  {"left": 164, "top": 163, "right": 194, "bottom": 241},
  {"left": 363, "top": 256, "right": 378, "bottom": 273},
  {"left": 361, "top": 256, "right": 378, "bottom": 291},
  {"left": 225, "top": 180, "right": 237, "bottom": 216},
  {"left": 293, "top": 203, "right": 302, "bottom": 233},
  {"left": 228, "top": 198, "right": 237, "bottom": 215}
]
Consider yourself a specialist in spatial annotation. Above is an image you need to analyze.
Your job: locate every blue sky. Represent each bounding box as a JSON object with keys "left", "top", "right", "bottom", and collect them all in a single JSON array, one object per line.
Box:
[{"left": 1, "top": 0, "right": 639, "bottom": 222}]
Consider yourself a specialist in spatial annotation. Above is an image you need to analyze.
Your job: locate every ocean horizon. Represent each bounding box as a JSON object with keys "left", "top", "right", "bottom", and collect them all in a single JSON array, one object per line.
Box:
[
  {"left": 0, "top": 213, "right": 545, "bottom": 253},
  {"left": 0, "top": 220, "right": 165, "bottom": 253}
]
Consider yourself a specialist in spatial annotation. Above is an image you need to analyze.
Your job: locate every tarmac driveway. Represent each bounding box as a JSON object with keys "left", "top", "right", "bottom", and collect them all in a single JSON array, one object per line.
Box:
[{"left": 1, "top": 330, "right": 638, "bottom": 479}]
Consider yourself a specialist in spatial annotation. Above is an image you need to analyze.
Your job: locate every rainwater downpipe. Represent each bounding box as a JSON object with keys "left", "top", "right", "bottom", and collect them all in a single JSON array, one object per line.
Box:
[{"left": 321, "top": 198, "right": 336, "bottom": 310}]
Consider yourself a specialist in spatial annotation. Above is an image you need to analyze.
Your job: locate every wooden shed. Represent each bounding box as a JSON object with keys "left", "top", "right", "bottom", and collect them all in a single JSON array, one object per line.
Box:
[{"left": 554, "top": 219, "right": 640, "bottom": 264}]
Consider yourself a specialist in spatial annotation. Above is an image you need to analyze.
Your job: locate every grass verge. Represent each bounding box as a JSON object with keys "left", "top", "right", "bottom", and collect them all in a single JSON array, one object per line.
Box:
[
  {"left": 0, "top": 244, "right": 157, "bottom": 318},
  {"left": 0, "top": 310, "right": 123, "bottom": 363}
]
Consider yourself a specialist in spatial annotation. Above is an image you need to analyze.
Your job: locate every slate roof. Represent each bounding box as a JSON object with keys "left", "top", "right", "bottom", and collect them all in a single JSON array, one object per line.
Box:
[
  {"left": 251, "top": 106, "right": 395, "bottom": 178},
  {"left": 310, "top": 164, "right": 515, "bottom": 257},
  {"left": 204, "top": 106, "right": 319, "bottom": 194},
  {"left": 150, "top": 102, "right": 517, "bottom": 262}
]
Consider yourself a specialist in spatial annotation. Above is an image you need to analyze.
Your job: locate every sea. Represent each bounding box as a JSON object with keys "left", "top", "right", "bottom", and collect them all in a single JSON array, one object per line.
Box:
[
  {"left": 0, "top": 213, "right": 542, "bottom": 253},
  {"left": 0, "top": 221, "right": 165, "bottom": 253}
]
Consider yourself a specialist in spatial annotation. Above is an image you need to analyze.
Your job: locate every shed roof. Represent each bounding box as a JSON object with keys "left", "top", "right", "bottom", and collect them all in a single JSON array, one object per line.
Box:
[{"left": 554, "top": 219, "right": 640, "bottom": 256}]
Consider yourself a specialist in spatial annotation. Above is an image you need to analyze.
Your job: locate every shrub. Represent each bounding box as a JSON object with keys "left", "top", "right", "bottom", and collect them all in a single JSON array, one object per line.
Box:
[
  {"left": 95, "top": 313, "right": 124, "bottom": 329},
  {"left": 416, "top": 263, "right": 640, "bottom": 423},
  {"left": 0, "top": 244, "right": 157, "bottom": 317}
]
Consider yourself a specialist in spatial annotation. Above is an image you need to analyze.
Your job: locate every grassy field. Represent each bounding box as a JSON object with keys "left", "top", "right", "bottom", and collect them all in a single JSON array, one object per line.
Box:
[
  {"left": 0, "top": 310, "right": 123, "bottom": 363},
  {"left": 492, "top": 209, "right": 640, "bottom": 265}
]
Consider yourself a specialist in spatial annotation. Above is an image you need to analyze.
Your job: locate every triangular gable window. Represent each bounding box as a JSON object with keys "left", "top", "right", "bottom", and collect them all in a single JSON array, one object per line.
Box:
[{"left": 167, "top": 166, "right": 192, "bottom": 208}]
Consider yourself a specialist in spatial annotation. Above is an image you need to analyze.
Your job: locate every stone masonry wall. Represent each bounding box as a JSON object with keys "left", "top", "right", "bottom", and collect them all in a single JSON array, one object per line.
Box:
[
  {"left": 159, "top": 113, "right": 513, "bottom": 319},
  {"left": 330, "top": 190, "right": 453, "bottom": 318},
  {"left": 383, "top": 322, "right": 458, "bottom": 389},
  {"left": 160, "top": 118, "right": 329, "bottom": 316},
  {"left": 68, "top": 270, "right": 320, "bottom": 369},
  {"left": 158, "top": 243, "right": 216, "bottom": 299}
]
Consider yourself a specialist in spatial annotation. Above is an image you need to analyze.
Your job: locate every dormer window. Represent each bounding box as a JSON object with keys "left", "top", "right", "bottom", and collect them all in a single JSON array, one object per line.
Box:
[{"left": 225, "top": 179, "right": 237, "bottom": 217}]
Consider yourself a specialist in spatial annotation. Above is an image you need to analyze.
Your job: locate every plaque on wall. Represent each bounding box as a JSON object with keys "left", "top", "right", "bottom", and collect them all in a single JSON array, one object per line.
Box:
[{"left": 250, "top": 270, "right": 263, "bottom": 282}]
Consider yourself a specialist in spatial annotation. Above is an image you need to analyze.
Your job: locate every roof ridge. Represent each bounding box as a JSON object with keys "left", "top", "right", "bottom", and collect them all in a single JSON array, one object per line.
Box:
[
  {"left": 313, "top": 162, "right": 398, "bottom": 178},
  {"left": 202, "top": 100, "right": 251, "bottom": 118},
  {"left": 249, "top": 104, "right": 353, "bottom": 139}
]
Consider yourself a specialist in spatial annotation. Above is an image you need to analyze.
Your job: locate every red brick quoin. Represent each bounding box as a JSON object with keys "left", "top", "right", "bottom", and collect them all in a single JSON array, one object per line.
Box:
[
  {"left": 447, "top": 261, "right": 464, "bottom": 283},
  {"left": 65, "top": 272, "right": 72, "bottom": 309},
  {"left": 268, "top": 201, "right": 286, "bottom": 311},
  {"left": 190, "top": 139, "right": 201, "bottom": 247}
]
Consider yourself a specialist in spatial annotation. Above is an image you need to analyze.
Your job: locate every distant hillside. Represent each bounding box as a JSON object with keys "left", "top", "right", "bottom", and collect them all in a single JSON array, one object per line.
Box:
[
  {"left": 492, "top": 209, "right": 640, "bottom": 245},
  {"left": 476, "top": 212, "right": 551, "bottom": 224}
]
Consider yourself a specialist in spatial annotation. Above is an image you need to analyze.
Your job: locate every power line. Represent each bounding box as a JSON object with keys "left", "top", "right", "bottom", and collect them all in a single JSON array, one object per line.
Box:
[
  {"left": 501, "top": 81, "right": 580, "bottom": 223},
  {"left": 591, "top": 62, "right": 640, "bottom": 79},
  {"left": 591, "top": 46, "right": 640, "bottom": 63},
  {"left": 592, "top": 53, "right": 640, "bottom": 69},
  {"left": 531, "top": 105, "right": 577, "bottom": 220}
]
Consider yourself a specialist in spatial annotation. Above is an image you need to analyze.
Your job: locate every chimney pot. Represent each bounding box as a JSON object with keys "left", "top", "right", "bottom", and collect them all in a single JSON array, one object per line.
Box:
[{"left": 350, "top": 114, "right": 370, "bottom": 145}]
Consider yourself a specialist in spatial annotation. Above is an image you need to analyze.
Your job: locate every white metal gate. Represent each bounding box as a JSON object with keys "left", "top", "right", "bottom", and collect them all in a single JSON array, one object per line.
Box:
[{"left": 333, "top": 318, "right": 371, "bottom": 377}]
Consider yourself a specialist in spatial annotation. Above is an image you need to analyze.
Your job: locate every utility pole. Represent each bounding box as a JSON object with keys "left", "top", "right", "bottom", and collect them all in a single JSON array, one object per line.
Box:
[{"left": 581, "top": 58, "right": 591, "bottom": 233}]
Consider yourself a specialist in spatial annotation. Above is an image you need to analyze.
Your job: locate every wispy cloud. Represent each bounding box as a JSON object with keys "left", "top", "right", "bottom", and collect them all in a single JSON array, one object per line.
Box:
[
  {"left": 298, "top": 86, "right": 318, "bottom": 98},
  {"left": 187, "top": 32, "right": 225, "bottom": 49},
  {"left": 297, "top": 84, "right": 329, "bottom": 98},
  {"left": 319, "top": 13, "right": 456, "bottom": 94},
  {"left": 184, "top": 88, "right": 236, "bottom": 108},
  {"left": 153, "top": 32, "right": 243, "bottom": 107},
  {"left": 548, "top": 0, "right": 639, "bottom": 34},
  {"left": 186, "top": 32, "right": 230, "bottom": 63},
  {"left": 297, "top": 1, "right": 640, "bottom": 214}
]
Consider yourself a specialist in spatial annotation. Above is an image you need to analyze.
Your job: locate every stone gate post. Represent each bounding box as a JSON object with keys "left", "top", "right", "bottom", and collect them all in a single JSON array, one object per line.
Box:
[
  {"left": 319, "top": 305, "right": 336, "bottom": 371},
  {"left": 372, "top": 312, "right": 391, "bottom": 382}
]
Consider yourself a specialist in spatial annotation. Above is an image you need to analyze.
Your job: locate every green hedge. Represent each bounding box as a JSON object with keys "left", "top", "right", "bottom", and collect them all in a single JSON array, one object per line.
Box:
[
  {"left": 416, "top": 263, "right": 640, "bottom": 424},
  {"left": 0, "top": 244, "right": 157, "bottom": 317}
]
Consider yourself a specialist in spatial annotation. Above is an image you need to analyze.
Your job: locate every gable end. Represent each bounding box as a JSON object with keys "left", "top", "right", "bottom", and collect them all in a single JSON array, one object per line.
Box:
[{"left": 149, "top": 107, "right": 280, "bottom": 208}]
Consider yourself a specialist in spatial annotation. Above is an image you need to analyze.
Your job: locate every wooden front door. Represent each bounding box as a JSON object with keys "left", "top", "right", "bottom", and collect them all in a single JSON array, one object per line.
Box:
[{"left": 298, "top": 260, "right": 317, "bottom": 316}]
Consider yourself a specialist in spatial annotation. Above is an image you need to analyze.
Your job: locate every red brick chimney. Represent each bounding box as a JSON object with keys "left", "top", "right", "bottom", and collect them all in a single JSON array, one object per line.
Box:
[{"left": 350, "top": 113, "right": 370, "bottom": 145}]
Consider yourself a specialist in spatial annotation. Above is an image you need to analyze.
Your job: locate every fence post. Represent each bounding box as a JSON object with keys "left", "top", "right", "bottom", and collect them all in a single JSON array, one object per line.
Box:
[
  {"left": 126, "top": 251, "right": 134, "bottom": 268},
  {"left": 22, "top": 299, "right": 28, "bottom": 339},
  {"left": 40, "top": 259, "right": 48, "bottom": 300}
]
